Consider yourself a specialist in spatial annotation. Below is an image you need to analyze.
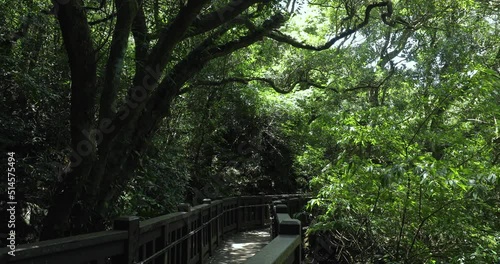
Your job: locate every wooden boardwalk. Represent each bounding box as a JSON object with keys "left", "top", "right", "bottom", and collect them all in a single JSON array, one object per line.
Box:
[
  {"left": 1, "top": 196, "right": 309, "bottom": 263},
  {"left": 208, "top": 228, "right": 271, "bottom": 263}
]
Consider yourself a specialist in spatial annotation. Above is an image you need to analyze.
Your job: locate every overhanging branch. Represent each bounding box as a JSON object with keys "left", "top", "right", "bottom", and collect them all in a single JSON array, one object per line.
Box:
[
  {"left": 266, "top": 1, "right": 391, "bottom": 51},
  {"left": 191, "top": 77, "right": 286, "bottom": 93},
  {"left": 188, "top": 76, "right": 339, "bottom": 94}
]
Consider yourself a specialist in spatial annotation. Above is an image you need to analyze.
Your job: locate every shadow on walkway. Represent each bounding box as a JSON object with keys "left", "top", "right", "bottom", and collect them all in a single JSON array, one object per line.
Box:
[{"left": 208, "top": 228, "right": 271, "bottom": 263}]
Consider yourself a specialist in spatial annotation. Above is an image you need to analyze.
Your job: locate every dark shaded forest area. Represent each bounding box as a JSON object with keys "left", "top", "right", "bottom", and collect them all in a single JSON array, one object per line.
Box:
[{"left": 1, "top": 0, "right": 499, "bottom": 262}]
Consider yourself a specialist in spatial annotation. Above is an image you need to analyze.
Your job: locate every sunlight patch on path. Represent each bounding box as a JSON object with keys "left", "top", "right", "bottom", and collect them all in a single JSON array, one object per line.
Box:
[{"left": 208, "top": 229, "right": 271, "bottom": 264}]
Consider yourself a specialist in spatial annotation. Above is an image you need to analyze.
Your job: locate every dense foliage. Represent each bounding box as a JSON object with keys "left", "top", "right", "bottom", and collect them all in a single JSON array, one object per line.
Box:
[{"left": 1, "top": 0, "right": 498, "bottom": 262}]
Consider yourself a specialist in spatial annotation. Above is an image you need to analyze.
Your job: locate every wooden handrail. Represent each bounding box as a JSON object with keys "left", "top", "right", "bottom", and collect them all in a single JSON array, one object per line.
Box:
[
  {"left": 245, "top": 203, "right": 303, "bottom": 264},
  {"left": 0, "top": 194, "right": 309, "bottom": 264}
]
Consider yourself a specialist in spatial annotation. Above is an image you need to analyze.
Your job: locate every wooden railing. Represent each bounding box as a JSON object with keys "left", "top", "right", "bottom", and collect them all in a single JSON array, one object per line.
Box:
[
  {"left": 245, "top": 202, "right": 304, "bottom": 264},
  {"left": 0, "top": 194, "right": 309, "bottom": 264}
]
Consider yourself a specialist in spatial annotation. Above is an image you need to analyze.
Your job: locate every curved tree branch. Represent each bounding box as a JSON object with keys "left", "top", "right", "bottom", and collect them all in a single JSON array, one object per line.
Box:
[
  {"left": 189, "top": 76, "right": 339, "bottom": 94},
  {"left": 266, "top": 1, "right": 391, "bottom": 51}
]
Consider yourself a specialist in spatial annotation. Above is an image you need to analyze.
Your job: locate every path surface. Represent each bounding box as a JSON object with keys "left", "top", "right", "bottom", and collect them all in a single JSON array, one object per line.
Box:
[{"left": 208, "top": 228, "right": 271, "bottom": 263}]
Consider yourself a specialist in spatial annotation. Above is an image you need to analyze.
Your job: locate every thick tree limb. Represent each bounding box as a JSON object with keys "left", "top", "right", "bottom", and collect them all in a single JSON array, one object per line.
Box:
[
  {"left": 99, "top": 0, "right": 138, "bottom": 121},
  {"left": 187, "top": 0, "right": 265, "bottom": 37},
  {"left": 147, "top": 0, "right": 211, "bottom": 72},
  {"left": 266, "top": 1, "right": 391, "bottom": 51},
  {"left": 130, "top": 3, "right": 149, "bottom": 93},
  {"left": 266, "top": 31, "right": 320, "bottom": 50},
  {"left": 294, "top": 79, "right": 339, "bottom": 92},
  {"left": 204, "top": 14, "right": 286, "bottom": 60}
]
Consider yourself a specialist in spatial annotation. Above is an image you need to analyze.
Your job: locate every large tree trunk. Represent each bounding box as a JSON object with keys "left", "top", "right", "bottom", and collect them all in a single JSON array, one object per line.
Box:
[{"left": 40, "top": 0, "right": 97, "bottom": 240}]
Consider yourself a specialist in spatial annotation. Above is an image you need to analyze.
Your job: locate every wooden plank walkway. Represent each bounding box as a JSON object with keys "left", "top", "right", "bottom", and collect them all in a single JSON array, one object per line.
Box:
[{"left": 208, "top": 228, "right": 271, "bottom": 263}]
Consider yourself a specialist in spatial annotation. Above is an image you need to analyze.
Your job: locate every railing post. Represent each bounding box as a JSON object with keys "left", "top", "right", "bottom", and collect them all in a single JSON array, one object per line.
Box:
[
  {"left": 275, "top": 204, "right": 289, "bottom": 237},
  {"left": 279, "top": 219, "right": 302, "bottom": 263},
  {"left": 236, "top": 196, "right": 241, "bottom": 232},
  {"left": 113, "top": 216, "right": 140, "bottom": 264},
  {"left": 197, "top": 205, "right": 203, "bottom": 264},
  {"left": 178, "top": 203, "right": 191, "bottom": 264},
  {"left": 259, "top": 193, "right": 266, "bottom": 227},
  {"left": 271, "top": 201, "right": 283, "bottom": 238},
  {"left": 203, "top": 199, "right": 212, "bottom": 261},
  {"left": 162, "top": 221, "right": 169, "bottom": 264},
  {"left": 216, "top": 197, "right": 224, "bottom": 243}
]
